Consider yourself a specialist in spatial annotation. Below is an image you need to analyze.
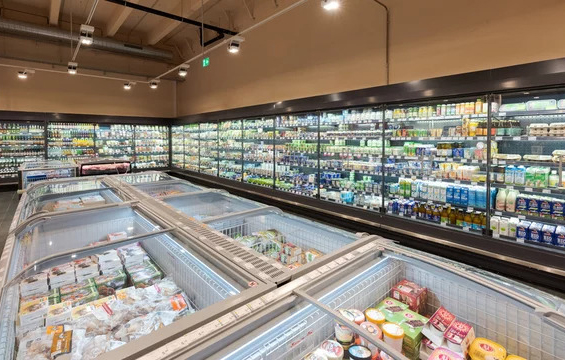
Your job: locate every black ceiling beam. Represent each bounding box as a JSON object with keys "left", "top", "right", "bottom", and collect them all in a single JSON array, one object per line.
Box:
[{"left": 105, "top": 0, "right": 238, "bottom": 36}]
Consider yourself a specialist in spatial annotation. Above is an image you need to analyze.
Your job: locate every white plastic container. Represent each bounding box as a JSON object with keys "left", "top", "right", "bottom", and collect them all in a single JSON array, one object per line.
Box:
[
  {"left": 382, "top": 322, "right": 404, "bottom": 353},
  {"left": 490, "top": 216, "right": 500, "bottom": 236},
  {"left": 499, "top": 217, "right": 509, "bottom": 237}
]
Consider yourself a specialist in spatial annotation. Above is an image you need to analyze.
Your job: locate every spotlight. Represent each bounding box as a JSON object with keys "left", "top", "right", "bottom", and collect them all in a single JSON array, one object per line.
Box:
[
  {"left": 17, "top": 71, "right": 28, "bottom": 79},
  {"left": 149, "top": 80, "right": 159, "bottom": 89},
  {"left": 67, "top": 62, "right": 78, "bottom": 75},
  {"left": 321, "top": 0, "right": 339, "bottom": 10},
  {"left": 79, "top": 24, "right": 94, "bottom": 45},
  {"left": 227, "top": 36, "right": 245, "bottom": 54},
  {"left": 123, "top": 82, "right": 132, "bottom": 90},
  {"left": 178, "top": 65, "right": 189, "bottom": 77}
]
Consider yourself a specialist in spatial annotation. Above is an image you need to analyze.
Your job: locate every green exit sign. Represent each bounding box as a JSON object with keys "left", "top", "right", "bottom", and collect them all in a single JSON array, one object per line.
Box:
[{"left": 202, "top": 57, "right": 210, "bottom": 67}]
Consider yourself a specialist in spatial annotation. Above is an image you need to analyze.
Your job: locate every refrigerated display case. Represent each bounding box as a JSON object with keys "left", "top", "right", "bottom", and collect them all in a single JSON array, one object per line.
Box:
[
  {"left": 275, "top": 113, "right": 319, "bottom": 197},
  {"left": 243, "top": 118, "right": 275, "bottom": 188},
  {"left": 218, "top": 120, "right": 243, "bottom": 180},
  {"left": 319, "top": 107, "right": 384, "bottom": 209},
  {"left": 172, "top": 125, "right": 184, "bottom": 168},
  {"left": 0, "top": 121, "right": 45, "bottom": 182},
  {"left": 199, "top": 122, "right": 218, "bottom": 176},
  {"left": 180, "top": 239, "right": 565, "bottom": 360},
  {"left": 130, "top": 180, "right": 205, "bottom": 199},
  {"left": 161, "top": 190, "right": 266, "bottom": 222},
  {"left": 134, "top": 125, "right": 169, "bottom": 169},
  {"left": 94, "top": 124, "right": 134, "bottom": 161},
  {"left": 112, "top": 171, "right": 176, "bottom": 185},
  {"left": 47, "top": 122, "right": 96, "bottom": 161},
  {"left": 18, "top": 160, "right": 77, "bottom": 189},
  {"left": 184, "top": 124, "right": 200, "bottom": 172},
  {"left": 0, "top": 203, "right": 273, "bottom": 360}
]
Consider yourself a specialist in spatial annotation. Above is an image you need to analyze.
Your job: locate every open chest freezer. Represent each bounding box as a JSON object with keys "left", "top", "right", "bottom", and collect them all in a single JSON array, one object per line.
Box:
[
  {"left": 176, "top": 240, "right": 565, "bottom": 360},
  {"left": 0, "top": 203, "right": 273, "bottom": 360},
  {"left": 18, "top": 160, "right": 77, "bottom": 189},
  {"left": 131, "top": 180, "right": 205, "bottom": 198},
  {"left": 112, "top": 171, "right": 175, "bottom": 185},
  {"left": 197, "top": 208, "right": 366, "bottom": 284},
  {"left": 17, "top": 177, "right": 128, "bottom": 225},
  {"left": 160, "top": 190, "right": 267, "bottom": 223}
]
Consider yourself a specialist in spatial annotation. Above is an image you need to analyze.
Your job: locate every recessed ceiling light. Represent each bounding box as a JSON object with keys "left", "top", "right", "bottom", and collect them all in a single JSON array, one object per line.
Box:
[
  {"left": 321, "top": 0, "right": 339, "bottom": 10},
  {"left": 124, "top": 82, "right": 132, "bottom": 90},
  {"left": 17, "top": 70, "right": 27, "bottom": 79}
]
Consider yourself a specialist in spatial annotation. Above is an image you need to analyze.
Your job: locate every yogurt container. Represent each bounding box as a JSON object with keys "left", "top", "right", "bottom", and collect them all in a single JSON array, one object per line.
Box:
[
  {"left": 335, "top": 323, "right": 354, "bottom": 343},
  {"left": 320, "top": 340, "right": 344, "bottom": 360},
  {"left": 529, "top": 222, "right": 543, "bottom": 242},
  {"left": 516, "top": 221, "right": 531, "bottom": 241},
  {"left": 364, "top": 308, "right": 385, "bottom": 326},
  {"left": 347, "top": 345, "right": 372, "bottom": 360},
  {"left": 468, "top": 338, "right": 506, "bottom": 360},
  {"left": 541, "top": 224, "right": 556, "bottom": 244},
  {"left": 554, "top": 226, "right": 565, "bottom": 247}
]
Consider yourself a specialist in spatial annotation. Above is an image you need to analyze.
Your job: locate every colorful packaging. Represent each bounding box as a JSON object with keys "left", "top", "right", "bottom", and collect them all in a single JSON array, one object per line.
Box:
[
  {"left": 552, "top": 199, "right": 564, "bottom": 220},
  {"left": 20, "top": 288, "right": 60, "bottom": 307},
  {"left": 107, "top": 231, "right": 128, "bottom": 242},
  {"left": 443, "top": 320, "right": 475, "bottom": 356},
  {"left": 516, "top": 221, "right": 531, "bottom": 241},
  {"left": 128, "top": 262, "right": 163, "bottom": 288},
  {"left": 45, "top": 301, "right": 72, "bottom": 326},
  {"left": 499, "top": 218, "right": 509, "bottom": 237},
  {"left": 554, "top": 226, "right": 565, "bottom": 247},
  {"left": 541, "top": 224, "right": 556, "bottom": 244},
  {"left": 422, "top": 306, "right": 456, "bottom": 345},
  {"left": 20, "top": 272, "right": 49, "bottom": 297},
  {"left": 515, "top": 194, "right": 528, "bottom": 215},
  {"left": 539, "top": 197, "right": 552, "bottom": 218},
  {"left": 468, "top": 338, "right": 506, "bottom": 360},
  {"left": 376, "top": 297, "right": 409, "bottom": 317},
  {"left": 391, "top": 279, "right": 427, "bottom": 313},
  {"left": 49, "top": 263, "right": 76, "bottom": 288},
  {"left": 528, "top": 222, "right": 543, "bottom": 242},
  {"left": 514, "top": 166, "right": 526, "bottom": 185},
  {"left": 94, "top": 269, "right": 127, "bottom": 296},
  {"left": 419, "top": 337, "right": 445, "bottom": 359},
  {"left": 319, "top": 340, "right": 344, "bottom": 360},
  {"left": 18, "top": 298, "right": 48, "bottom": 327},
  {"left": 59, "top": 278, "right": 96, "bottom": 296},
  {"left": 387, "top": 309, "right": 428, "bottom": 350},
  {"left": 428, "top": 348, "right": 464, "bottom": 360},
  {"left": 528, "top": 196, "right": 540, "bottom": 216},
  {"left": 60, "top": 285, "right": 98, "bottom": 307}
]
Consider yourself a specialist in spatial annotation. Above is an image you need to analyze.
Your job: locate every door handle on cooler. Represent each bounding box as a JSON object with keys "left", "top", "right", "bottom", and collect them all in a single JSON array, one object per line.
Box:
[
  {"left": 534, "top": 308, "right": 565, "bottom": 332},
  {"left": 13, "top": 216, "right": 50, "bottom": 235}
]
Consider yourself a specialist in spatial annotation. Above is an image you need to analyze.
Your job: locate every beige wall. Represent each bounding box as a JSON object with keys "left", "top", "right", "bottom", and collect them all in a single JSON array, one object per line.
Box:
[
  {"left": 0, "top": 63, "right": 176, "bottom": 118},
  {"left": 177, "top": 0, "right": 565, "bottom": 116}
]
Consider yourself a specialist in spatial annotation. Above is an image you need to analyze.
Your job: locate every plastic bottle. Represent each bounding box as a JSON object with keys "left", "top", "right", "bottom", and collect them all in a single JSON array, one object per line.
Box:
[
  {"left": 440, "top": 205, "right": 449, "bottom": 223},
  {"left": 456, "top": 209, "right": 464, "bottom": 226},
  {"left": 463, "top": 210, "right": 473, "bottom": 228},
  {"left": 506, "top": 190, "right": 518, "bottom": 212},
  {"left": 496, "top": 189, "right": 508, "bottom": 211},
  {"left": 549, "top": 170, "right": 559, "bottom": 188},
  {"left": 449, "top": 208, "right": 457, "bottom": 225}
]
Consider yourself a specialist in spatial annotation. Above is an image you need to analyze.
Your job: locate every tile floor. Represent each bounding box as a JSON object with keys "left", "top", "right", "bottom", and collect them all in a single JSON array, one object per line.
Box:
[{"left": 0, "top": 191, "right": 19, "bottom": 254}]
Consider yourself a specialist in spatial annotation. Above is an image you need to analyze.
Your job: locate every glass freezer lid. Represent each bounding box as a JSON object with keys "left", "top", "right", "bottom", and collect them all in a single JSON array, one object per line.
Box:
[
  {"left": 132, "top": 180, "right": 205, "bottom": 198},
  {"left": 24, "top": 177, "right": 109, "bottom": 201},
  {"left": 0, "top": 225, "right": 258, "bottom": 360},
  {"left": 19, "top": 160, "right": 75, "bottom": 170},
  {"left": 162, "top": 190, "right": 265, "bottom": 222},
  {"left": 209, "top": 248, "right": 565, "bottom": 360},
  {"left": 206, "top": 209, "right": 358, "bottom": 272},
  {"left": 115, "top": 171, "right": 174, "bottom": 184}
]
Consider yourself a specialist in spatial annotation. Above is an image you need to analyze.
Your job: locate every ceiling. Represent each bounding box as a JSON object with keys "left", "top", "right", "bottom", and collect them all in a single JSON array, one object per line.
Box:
[{"left": 0, "top": 0, "right": 294, "bottom": 75}]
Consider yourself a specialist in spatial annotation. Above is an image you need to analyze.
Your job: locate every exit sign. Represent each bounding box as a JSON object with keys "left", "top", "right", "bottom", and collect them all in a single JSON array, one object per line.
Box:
[{"left": 202, "top": 57, "right": 210, "bottom": 67}]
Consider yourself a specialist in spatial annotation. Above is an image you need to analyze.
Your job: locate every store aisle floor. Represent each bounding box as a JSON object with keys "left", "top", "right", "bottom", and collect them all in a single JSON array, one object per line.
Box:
[{"left": 0, "top": 191, "right": 18, "bottom": 253}]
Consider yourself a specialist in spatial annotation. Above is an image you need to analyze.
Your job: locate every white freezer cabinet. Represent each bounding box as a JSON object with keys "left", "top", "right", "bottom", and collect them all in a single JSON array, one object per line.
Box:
[
  {"left": 18, "top": 160, "right": 77, "bottom": 189},
  {"left": 177, "top": 240, "right": 565, "bottom": 360},
  {"left": 112, "top": 171, "right": 176, "bottom": 185},
  {"left": 0, "top": 203, "right": 273, "bottom": 360},
  {"left": 130, "top": 179, "right": 205, "bottom": 199}
]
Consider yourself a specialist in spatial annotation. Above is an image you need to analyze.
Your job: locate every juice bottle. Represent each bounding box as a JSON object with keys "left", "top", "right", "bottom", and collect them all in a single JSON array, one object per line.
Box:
[
  {"left": 432, "top": 206, "right": 440, "bottom": 223},
  {"left": 426, "top": 204, "right": 433, "bottom": 220},
  {"left": 463, "top": 210, "right": 473, "bottom": 228},
  {"left": 473, "top": 211, "right": 482, "bottom": 230},
  {"left": 456, "top": 209, "right": 464, "bottom": 226},
  {"left": 440, "top": 205, "right": 449, "bottom": 223},
  {"left": 481, "top": 212, "right": 487, "bottom": 231},
  {"left": 418, "top": 202, "right": 425, "bottom": 218},
  {"left": 475, "top": 99, "right": 483, "bottom": 114}
]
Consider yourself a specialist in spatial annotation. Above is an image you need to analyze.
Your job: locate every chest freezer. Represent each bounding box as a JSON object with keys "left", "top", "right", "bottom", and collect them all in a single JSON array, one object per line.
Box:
[
  {"left": 112, "top": 171, "right": 175, "bottom": 185},
  {"left": 160, "top": 190, "right": 267, "bottom": 222},
  {"left": 203, "top": 208, "right": 364, "bottom": 284},
  {"left": 131, "top": 180, "right": 205, "bottom": 198},
  {"left": 176, "top": 239, "right": 565, "bottom": 360},
  {"left": 18, "top": 160, "right": 77, "bottom": 189},
  {"left": 0, "top": 203, "right": 273, "bottom": 360}
]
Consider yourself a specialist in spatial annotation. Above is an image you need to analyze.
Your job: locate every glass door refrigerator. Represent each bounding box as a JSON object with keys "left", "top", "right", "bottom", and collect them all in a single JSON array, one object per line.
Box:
[
  {"left": 199, "top": 122, "right": 219, "bottom": 176},
  {"left": 47, "top": 122, "right": 96, "bottom": 161},
  {"left": 172, "top": 125, "right": 184, "bottom": 169},
  {"left": 319, "top": 107, "right": 384, "bottom": 209},
  {"left": 184, "top": 124, "right": 200, "bottom": 172},
  {"left": 0, "top": 202, "right": 274, "bottom": 360},
  {"left": 94, "top": 124, "right": 134, "bottom": 161},
  {"left": 0, "top": 121, "right": 45, "bottom": 183},
  {"left": 175, "top": 239, "right": 565, "bottom": 360},
  {"left": 218, "top": 120, "right": 243, "bottom": 181},
  {"left": 275, "top": 113, "right": 319, "bottom": 197},
  {"left": 133, "top": 125, "right": 169, "bottom": 169},
  {"left": 243, "top": 118, "right": 275, "bottom": 188}
]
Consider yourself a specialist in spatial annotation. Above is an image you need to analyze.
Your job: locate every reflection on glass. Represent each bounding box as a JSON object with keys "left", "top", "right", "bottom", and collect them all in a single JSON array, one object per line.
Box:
[
  {"left": 243, "top": 118, "right": 274, "bottom": 187},
  {"left": 219, "top": 120, "right": 243, "bottom": 180},
  {"left": 199, "top": 123, "right": 218, "bottom": 176},
  {"left": 184, "top": 124, "right": 200, "bottom": 172},
  {"left": 0, "top": 122, "right": 45, "bottom": 179},
  {"left": 172, "top": 125, "right": 184, "bottom": 168}
]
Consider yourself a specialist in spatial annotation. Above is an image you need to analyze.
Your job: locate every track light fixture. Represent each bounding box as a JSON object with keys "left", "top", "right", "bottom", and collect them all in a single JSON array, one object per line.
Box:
[
  {"left": 79, "top": 24, "right": 94, "bottom": 45},
  {"left": 149, "top": 80, "right": 159, "bottom": 89},
  {"left": 178, "top": 65, "right": 189, "bottom": 77},
  {"left": 321, "top": 0, "right": 339, "bottom": 10},
  {"left": 123, "top": 82, "right": 132, "bottom": 90},
  {"left": 227, "top": 36, "right": 245, "bottom": 54},
  {"left": 67, "top": 62, "right": 78, "bottom": 75},
  {"left": 17, "top": 70, "right": 28, "bottom": 79}
]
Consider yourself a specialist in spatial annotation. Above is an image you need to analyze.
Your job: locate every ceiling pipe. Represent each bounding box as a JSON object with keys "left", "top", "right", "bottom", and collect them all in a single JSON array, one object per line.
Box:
[
  {"left": 0, "top": 17, "right": 173, "bottom": 61},
  {"left": 104, "top": 0, "right": 238, "bottom": 36}
]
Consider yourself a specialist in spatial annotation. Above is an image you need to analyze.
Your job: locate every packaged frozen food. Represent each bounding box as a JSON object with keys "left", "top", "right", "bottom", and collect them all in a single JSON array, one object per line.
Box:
[
  {"left": 505, "top": 355, "right": 526, "bottom": 360},
  {"left": 127, "top": 262, "right": 163, "bottom": 288},
  {"left": 420, "top": 337, "right": 445, "bottom": 359},
  {"left": 347, "top": 309, "right": 365, "bottom": 324},
  {"left": 74, "top": 258, "right": 100, "bottom": 281},
  {"left": 71, "top": 303, "right": 93, "bottom": 320},
  {"left": 45, "top": 301, "right": 72, "bottom": 326},
  {"left": 391, "top": 279, "right": 427, "bottom": 313},
  {"left": 428, "top": 347, "right": 464, "bottom": 360},
  {"left": 50, "top": 329, "right": 73, "bottom": 357},
  {"left": 376, "top": 297, "right": 409, "bottom": 316},
  {"left": 443, "top": 320, "right": 475, "bottom": 356},
  {"left": 382, "top": 322, "right": 404, "bottom": 352},
  {"left": 422, "top": 306, "right": 456, "bottom": 345},
  {"left": 144, "top": 278, "right": 182, "bottom": 297},
  {"left": 468, "top": 338, "right": 506, "bottom": 360},
  {"left": 15, "top": 328, "right": 54, "bottom": 360},
  {"left": 20, "top": 271, "right": 49, "bottom": 297},
  {"left": 347, "top": 345, "right": 372, "bottom": 360},
  {"left": 303, "top": 348, "right": 329, "bottom": 360},
  {"left": 61, "top": 285, "right": 98, "bottom": 307},
  {"left": 108, "top": 231, "right": 128, "bottom": 242},
  {"left": 95, "top": 269, "right": 127, "bottom": 296},
  {"left": 49, "top": 263, "right": 76, "bottom": 288},
  {"left": 364, "top": 308, "right": 385, "bottom": 325},
  {"left": 20, "top": 288, "right": 60, "bottom": 306},
  {"left": 118, "top": 243, "right": 148, "bottom": 266},
  {"left": 60, "top": 278, "right": 96, "bottom": 295},
  {"left": 319, "top": 340, "right": 344, "bottom": 360},
  {"left": 18, "top": 298, "right": 48, "bottom": 327},
  {"left": 96, "top": 249, "right": 123, "bottom": 272},
  {"left": 359, "top": 321, "right": 382, "bottom": 340},
  {"left": 334, "top": 323, "right": 354, "bottom": 343}
]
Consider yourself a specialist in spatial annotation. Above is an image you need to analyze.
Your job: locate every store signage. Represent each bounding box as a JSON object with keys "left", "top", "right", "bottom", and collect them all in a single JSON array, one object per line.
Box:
[{"left": 202, "top": 57, "right": 210, "bottom": 67}]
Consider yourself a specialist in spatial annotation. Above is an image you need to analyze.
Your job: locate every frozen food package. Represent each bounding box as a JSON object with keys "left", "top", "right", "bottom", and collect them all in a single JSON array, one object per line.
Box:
[
  {"left": 376, "top": 297, "right": 409, "bottom": 316},
  {"left": 443, "top": 320, "right": 475, "bottom": 356},
  {"left": 20, "top": 288, "right": 60, "bottom": 306},
  {"left": 61, "top": 285, "right": 99, "bottom": 307},
  {"left": 468, "top": 338, "right": 506, "bottom": 360},
  {"left": 20, "top": 272, "right": 49, "bottom": 297},
  {"left": 422, "top": 306, "right": 455, "bottom": 345},
  {"left": 128, "top": 262, "right": 163, "bottom": 288},
  {"left": 74, "top": 257, "right": 100, "bottom": 279},
  {"left": 49, "top": 263, "right": 76, "bottom": 288},
  {"left": 18, "top": 298, "right": 48, "bottom": 328},
  {"left": 428, "top": 347, "right": 464, "bottom": 360},
  {"left": 45, "top": 301, "right": 72, "bottom": 326},
  {"left": 95, "top": 269, "right": 127, "bottom": 296},
  {"left": 96, "top": 249, "right": 123, "bottom": 272},
  {"left": 144, "top": 278, "right": 182, "bottom": 297},
  {"left": 117, "top": 242, "right": 148, "bottom": 266},
  {"left": 391, "top": 279, "right": 428, "bottom": 313},
  {"left": 60, "top": 278, "right": 96, "bottom": 296},
  {"left": 108, "top": 231, "right": 128, "bottom": 242},
  {"left": 15, "top": 328, "right": 53, "bottom": 360},
  {"left": 305, "top": 249, "right": 324, "bottom": 263}
]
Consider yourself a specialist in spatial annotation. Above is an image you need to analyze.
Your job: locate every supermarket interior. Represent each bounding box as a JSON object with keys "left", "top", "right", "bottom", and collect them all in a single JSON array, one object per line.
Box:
[{"left": 2, "top": 1, "right": 565, "bottom": 360}]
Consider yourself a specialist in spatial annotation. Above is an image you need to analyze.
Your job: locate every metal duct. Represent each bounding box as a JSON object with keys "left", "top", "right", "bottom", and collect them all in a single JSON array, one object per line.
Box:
[{"left": 0, "top": 18, "right": 173, "bottom": 61}]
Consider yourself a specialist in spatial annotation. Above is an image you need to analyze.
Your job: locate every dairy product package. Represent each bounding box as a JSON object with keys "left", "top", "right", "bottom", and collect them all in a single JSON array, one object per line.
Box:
[
  {"left": 516, "top": 221, "right": 531, "bottom": 241},
  {"left": 390, "top": 279, "right": 427, "bottom": 313},
  {"left": 529, "top": 222, "right": 543, "bottom": 242},
  {"left": 535, "top": 167, "right": 550, "bottom": 188},
  {"left": 505, "top": 190, "right": 518, "bottom": 212},
  {"left": 539, "top": 197, "right": 552, "bottom": 218},
  {"left": 453, "top": 186, "right": 461, "bottom": 205},
  {"left": 552, "top": 199, "right": 564, "bottom": 220},
  {"left": 490, "top": 216, "right": 500, "bottom": 236},
  {"left": 514, "top": 166, "right": 526, "bottom": 185},
  {"left": 504, "top": 166, "right": 515, "bottom": 185},
  {"left": 460, "top": 187, "right": 469, "bottom": 206},
  {"left": 467, "top": 187, "right": 476, "bottom": 207},
  {"left": 541, "top": 224, "right": 556, "bottom": 244},
  {"left": 421, "top": 306, "right": 455, "bottom": 346},
  {"left": 495, "top": 189, "right": 507, "bottom": 211},
  {"left": 443, "top": 320, "right": 475, "bottom": 356},
  {"left": 499, "top": 218, "right": 509, "bottom": 237},
  {"left": 377, "top": 297, "right": 409, "bottom": 317},
  {"left": 508, "top": 218, "right": 519, "bottom": 237},
  {"left": 386, "top": 309, "right": 428, "bottom": 352},
  {"left": 515, "top": 194, "right": 528, "bottom": 215},
  {"left": 468, "top": 338, "right": 506, "bottom": 360},
  {"left": 554, "top": 226, "right": 565, "bottom": 247},
  {"left": 446, "top": 185, "right": 454, "bottom": 204},
  {"left": 525, "top": 167, "right": 537, "bottom": 187},
  {"left": 528, "top": 196, "right": 540, "bottom": 216},
  {"left": 428, "top": 348, "right": 464, "bottom": 360}
]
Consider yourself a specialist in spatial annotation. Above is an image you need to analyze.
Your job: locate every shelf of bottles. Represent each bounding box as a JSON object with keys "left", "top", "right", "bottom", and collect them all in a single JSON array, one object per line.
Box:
[
  {"left": 184, "top": 124, "right": 200, "bottom": 172},
  {"left": 199, "top": 122, "right": 218, "bottom": 176},
  {"left": 242, "top": 118, "right": 275, "bottom": 188},
  {"left": 275, "top": 113, "right": 319, "bottom": 197},
  {"left": 488, "top": 90, "right": 565, "bottom": 250},
  {"left": 0, "top": 122, "right": 45, "bottom": 180},
  {"left": 383, "top": 97, "right": 491, "bottom": 234},
  {"left": 47, "top": 122, "right": 96, "bottom": 161},
  {"left": 133, "top": 125, "right": 169, "bottom": 169},
  {"left": 95, "top": 124, "right": 134, "bottom": 161},
  {"left": 319, "top": 107, "right": 384, "bottom": 209},
  {"left": 172, "top": 125, "right": 184, "bottom": 168},
  {"left": 218, "top": 120, "right": 243, "bottom": 181}
]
